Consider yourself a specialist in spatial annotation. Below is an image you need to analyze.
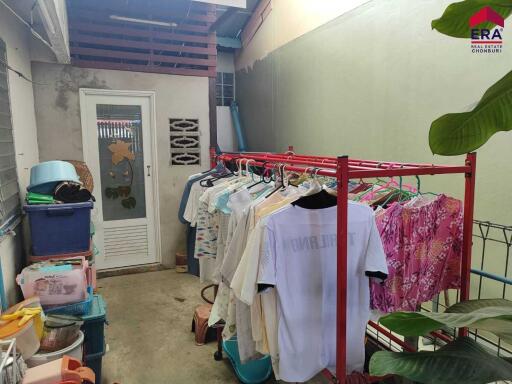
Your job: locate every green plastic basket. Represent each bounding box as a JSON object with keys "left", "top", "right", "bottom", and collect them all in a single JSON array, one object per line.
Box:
[{"left": 223, "top": 337, "right": 272, "bottom": 384}]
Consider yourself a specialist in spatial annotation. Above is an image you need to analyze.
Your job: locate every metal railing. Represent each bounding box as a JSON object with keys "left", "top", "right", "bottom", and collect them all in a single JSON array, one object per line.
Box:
[
  {"left": 367, "top": 220, "right": 512, "bottom": 362},
  {"left": 470, "top": 220, "right": 512, "bottom": 359}
]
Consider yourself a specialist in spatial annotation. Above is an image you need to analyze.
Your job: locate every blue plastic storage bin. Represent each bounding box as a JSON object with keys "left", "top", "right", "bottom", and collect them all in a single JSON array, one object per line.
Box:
[
  {"left": 223, "top": 337, "right": 272, "bottom": 384},
  {"left": 80, "top": 294, "right": 107, "bottom": 356},
  {"left": 45, "top": 286, "right": 93, "bottom": 316},
  {"left": 24, "top": 201, "right": 93, "bottom": 256}
]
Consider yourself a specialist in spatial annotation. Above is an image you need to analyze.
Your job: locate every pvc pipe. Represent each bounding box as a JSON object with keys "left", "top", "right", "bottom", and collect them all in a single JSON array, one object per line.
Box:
[
  {"left": 230, "top": 101, "right": 247, "bottom": 152},
  {"left": 471, "top": 268, "right": 512, "bottom": 286}
]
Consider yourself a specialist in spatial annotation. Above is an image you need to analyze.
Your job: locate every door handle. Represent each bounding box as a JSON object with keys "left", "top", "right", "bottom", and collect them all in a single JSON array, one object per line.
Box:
[{"left": 147, "top": 165, "right": 151, "bottom": 176}]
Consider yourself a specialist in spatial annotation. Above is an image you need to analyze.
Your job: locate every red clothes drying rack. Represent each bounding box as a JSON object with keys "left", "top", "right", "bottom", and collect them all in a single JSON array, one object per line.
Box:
[{"left": 210, "top": 147, "right": 477, "bottom": 384}]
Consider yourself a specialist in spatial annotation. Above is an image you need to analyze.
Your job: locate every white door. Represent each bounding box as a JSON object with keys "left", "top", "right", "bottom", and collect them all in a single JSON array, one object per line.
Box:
[{"left": 80, "top": 90, "right": 158, "bottom": 270}]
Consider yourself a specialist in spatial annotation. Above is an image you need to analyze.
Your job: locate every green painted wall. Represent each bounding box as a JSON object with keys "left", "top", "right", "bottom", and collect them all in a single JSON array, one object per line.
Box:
[
  {"left": 236, "top": 0, "right": 512, "bottom": 298},
  {"left": 236, "top": 0, "right": 512, "bottom": 227}
]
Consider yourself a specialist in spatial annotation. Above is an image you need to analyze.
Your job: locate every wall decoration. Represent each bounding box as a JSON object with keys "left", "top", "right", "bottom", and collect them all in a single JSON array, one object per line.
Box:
[
  {"left": 104, "top": 139, "right": 137, "bottom": 209},
  {"left": 108, "top": 140, "right": 136, "bottom": 165},
  {"left": 169, "top": 118, "right": 200, "bottom": 165}
]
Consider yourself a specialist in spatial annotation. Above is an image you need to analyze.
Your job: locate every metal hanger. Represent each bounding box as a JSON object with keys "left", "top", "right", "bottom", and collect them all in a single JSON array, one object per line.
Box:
[
  {"left": 246, "top": 160, "right": 266, "bottom": 189},
  {"left": 265, "top": 163, "right": 285, "bottom": 198}
]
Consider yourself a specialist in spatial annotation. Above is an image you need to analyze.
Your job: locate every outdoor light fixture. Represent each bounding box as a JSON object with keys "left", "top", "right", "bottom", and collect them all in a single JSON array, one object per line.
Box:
[{"left": 109, "top": 15, "right": 178, "bottom": 28}]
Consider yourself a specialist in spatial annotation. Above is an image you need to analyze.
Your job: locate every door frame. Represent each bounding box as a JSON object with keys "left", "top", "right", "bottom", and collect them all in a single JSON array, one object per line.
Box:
[{"left": 79, "top": 88, "right": 161, "bottom": 267}]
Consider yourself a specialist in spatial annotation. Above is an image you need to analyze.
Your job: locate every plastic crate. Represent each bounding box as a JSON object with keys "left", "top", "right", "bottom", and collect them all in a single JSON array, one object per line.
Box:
[
  {"left": 84, "top": 349, "right": 104, "bottom": 384},
  {"left": 28, "top": 243, "right": 93, "bottom": 263},
  {"left": 80, "top": 294, "right": 107, "bottom": 356},
  {"left": 45, "top": 286, "right": 93, "bottom": 316},
  {"left": 24, "top": 202, "right": 93, "bottom": 256}
]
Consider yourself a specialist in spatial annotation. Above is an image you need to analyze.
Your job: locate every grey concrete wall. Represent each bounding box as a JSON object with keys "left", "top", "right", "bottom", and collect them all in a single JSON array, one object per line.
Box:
[
  {"left": 217, "top": 52, "right": 237, "bottom": 151},
  {"left": 235, "top": 0, "right": 512, "bottom": 227},
  {"left": 0, "top": 5, "right": 54, "bottom": 307},
  {"left": 32, "top": 62, "right": 211, "bottom": 267},
  {"left": 236, "top": 56, "right": 275, "bottom": 152}
]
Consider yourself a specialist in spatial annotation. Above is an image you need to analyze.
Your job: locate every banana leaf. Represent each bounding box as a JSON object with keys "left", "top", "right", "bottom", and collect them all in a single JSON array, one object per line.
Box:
[
  {"left": 431, "top": 0, "right": 512, "bottom": 39},
  {"left": 447, "top": 298, "right": 512, "bottom": 313},
  {"left": 379, "top": 299, "right": 512, "bottom": 342},
  {"left": 429, "top": 69, "right": 512, "bottom": 155},
  {"left": 370, "top": 337, "right": 512, "bottom": 384}
]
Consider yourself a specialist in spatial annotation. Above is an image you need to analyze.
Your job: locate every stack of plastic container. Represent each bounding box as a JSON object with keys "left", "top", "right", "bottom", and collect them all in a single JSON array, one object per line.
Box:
[
  {"left": 21, "top": 160, "right": 106, "bottom": 382},
  {"left": 24, "top": 161, "right": 96, "bottom": 286},
  {"left": 23, "top": 160, "right": 97, "bottom": 322}
]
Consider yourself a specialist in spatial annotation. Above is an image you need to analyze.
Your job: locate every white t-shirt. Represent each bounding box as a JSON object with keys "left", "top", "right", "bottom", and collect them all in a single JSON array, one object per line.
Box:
[
  {"left": 183, "top": 182, "right": 204, "bottom": 226},
  {"left": 257, "top": 202, "right": 387, "bottom": 382},
  {"left": 184, "top": 176, "right": 237, "bottom": 226}
]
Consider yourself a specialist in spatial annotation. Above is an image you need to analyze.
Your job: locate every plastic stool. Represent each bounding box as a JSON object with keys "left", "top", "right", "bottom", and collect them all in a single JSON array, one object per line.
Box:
[{"left": 191, "top": 303, "right": 216, "bottom": 346}]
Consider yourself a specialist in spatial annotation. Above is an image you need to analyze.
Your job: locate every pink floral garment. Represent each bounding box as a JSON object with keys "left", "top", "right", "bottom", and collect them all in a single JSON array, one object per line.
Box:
[{"left": 370, "top": 194, "right": 463, "bottom": 312}]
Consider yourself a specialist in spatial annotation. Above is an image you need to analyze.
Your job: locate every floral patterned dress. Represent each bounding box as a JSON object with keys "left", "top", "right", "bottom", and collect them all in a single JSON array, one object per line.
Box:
[{"left": 370, "top": 194, "right": 463, "bottom": 312}]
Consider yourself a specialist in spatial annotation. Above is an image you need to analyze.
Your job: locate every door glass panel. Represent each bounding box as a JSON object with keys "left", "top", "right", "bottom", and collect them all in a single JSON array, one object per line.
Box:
[{"left": 96, "top": 104, "right": 146, "bottom": 221}]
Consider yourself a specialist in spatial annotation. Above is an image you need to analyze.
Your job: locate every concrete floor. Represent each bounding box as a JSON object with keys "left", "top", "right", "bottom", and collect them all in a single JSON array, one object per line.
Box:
[{"left": 98, "top": 269, "right": 329, "bottom": 384}]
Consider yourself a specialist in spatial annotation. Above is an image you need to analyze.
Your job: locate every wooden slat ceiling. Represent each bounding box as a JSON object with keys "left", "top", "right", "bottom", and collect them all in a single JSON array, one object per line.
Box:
[{"left": 67, "top": 0, "right": 217, "bottom": 77}]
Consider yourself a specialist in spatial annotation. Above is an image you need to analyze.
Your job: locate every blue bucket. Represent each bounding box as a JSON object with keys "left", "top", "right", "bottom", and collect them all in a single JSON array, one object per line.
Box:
[
  {"left": 28, "top": 161, "right": 80, "bottom": 194},
  {"left": 223, "top": 337, "right": 272, "bottom": 384}
]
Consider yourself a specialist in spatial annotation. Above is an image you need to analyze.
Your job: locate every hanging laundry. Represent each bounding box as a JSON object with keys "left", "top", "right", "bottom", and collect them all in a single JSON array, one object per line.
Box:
[
  {"left": 179, "top": 164, "right": 231, "bottom": 277},
  {"left": 370, "top": 194, "right": 463, "bottom": 312},
  {"left": 182, "top": 160, "right": 389, "bottom": 380},
  {"left": 179, "top": 155, "right": 465, "bottom": 384},
  {"left": 256, "top": 202, "right": 388, "bottom": 382}
]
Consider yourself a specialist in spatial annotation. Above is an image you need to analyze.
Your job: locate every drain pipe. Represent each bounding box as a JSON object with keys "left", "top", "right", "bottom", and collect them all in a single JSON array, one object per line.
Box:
[{"left": 230, "top": 101, "right": 247, "bottom": 152}]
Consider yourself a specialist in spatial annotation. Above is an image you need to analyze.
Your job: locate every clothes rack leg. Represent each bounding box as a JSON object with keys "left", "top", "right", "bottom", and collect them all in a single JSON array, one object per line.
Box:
[
  {"left": 336, "top": 156, "right": 349, "bottom": 382},
  {"left": 214, "top": 326, "right": 223, "bottom": 361},
  {"left": 212, "top": 284, "right": 224, "bottom": 361},
  {"left": 459, "top": 152, "right": 476, "bottom": 337},
  {"left": 211, "top": 148, "right": 223, "bottom": 360}
]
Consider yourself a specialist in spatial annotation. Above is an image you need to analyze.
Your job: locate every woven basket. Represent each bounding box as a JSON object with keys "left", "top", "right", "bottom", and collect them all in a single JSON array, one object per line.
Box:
[{"left": 64, "top": 160, "right": 94, "bottom": 192}]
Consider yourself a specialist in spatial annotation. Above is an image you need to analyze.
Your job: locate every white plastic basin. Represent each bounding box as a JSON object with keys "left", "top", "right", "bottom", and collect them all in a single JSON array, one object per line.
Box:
[{"left": 26, "top": 330, "right": 84, "bottom": 368}]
